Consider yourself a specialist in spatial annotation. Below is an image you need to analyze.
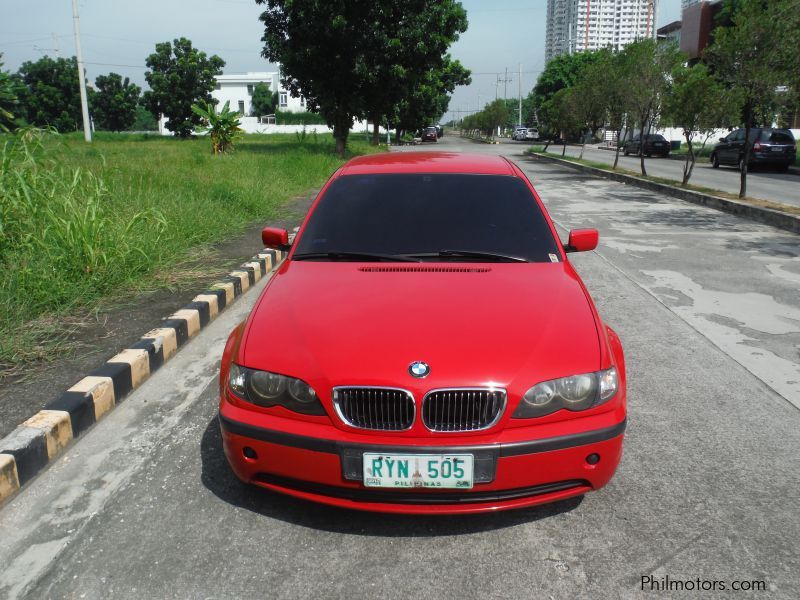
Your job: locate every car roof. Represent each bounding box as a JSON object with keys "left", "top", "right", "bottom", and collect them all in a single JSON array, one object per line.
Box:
[{"left": 340, "top": 152, "right": 516, "bottom": 175}]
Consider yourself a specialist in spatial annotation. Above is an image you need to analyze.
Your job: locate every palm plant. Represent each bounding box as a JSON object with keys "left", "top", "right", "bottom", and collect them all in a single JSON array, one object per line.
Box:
[{"left": 191, "top": 100, "right": 243, "bottom": 154}]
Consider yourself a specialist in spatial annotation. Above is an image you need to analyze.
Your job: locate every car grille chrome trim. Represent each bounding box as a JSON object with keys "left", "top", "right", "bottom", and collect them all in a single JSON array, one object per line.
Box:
[
  {"left": 332, "top": 386, "right": 415, "bottom": 431},
  {"left": 421, "top": 388, "right": 507, "bottom": 432}
]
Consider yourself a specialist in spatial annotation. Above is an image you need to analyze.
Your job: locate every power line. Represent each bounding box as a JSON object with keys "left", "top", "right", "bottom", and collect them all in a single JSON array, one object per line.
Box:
[{"left": 83, "top": 61, "right": 148, "bottom": 69}]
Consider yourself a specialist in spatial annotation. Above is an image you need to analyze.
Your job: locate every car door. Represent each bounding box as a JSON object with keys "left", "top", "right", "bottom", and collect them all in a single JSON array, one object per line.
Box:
[
  {"left": 720, "top": 130, "right": 741, "bottom": 164},
  {"left": 731, "top": 129, "right": 748, "bottom": 164}
]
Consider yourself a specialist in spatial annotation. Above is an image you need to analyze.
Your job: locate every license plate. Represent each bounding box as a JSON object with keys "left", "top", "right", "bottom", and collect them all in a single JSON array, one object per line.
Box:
[
  {"left": 771, "top": 147, "right": 783, "bottom": 152},
  {"left": 362, "top": 453, "right": 474, "bottom": 489}
]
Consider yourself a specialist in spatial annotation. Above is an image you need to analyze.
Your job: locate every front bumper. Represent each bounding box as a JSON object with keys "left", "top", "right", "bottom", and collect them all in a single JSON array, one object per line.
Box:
[{"left": 219, "top": 409, "right": 626, "bottom": 514}]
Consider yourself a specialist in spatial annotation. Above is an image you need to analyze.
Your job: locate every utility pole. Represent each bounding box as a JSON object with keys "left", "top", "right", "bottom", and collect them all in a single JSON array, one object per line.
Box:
[
  {"left": 71, "top": 0, "right": 92, "bottom": 142},
  {"left": 504, "top": 67, "right": 508, "bottom": 99},
  {"left": 518, "top": 63, "right": 522, "bottom": 127}
]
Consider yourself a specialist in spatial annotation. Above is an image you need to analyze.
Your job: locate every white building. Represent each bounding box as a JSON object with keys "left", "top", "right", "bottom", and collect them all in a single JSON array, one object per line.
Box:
[
  {"left": 545, "top": 0, "right": 658, "bottom": 62},
  {"left": 213, "top": 71, "right": 306, "bottom": 116},
  {"left": 158, "top": 70, "right": 378, "bottom": 136}
]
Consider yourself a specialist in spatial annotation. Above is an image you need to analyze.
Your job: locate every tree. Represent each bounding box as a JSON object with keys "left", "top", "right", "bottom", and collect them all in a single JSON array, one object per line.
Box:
[
  {"left": 250, "top": 83, "right": 278, "bottom": 117},
  {"left": 0, "top": 54, "right": 24, "bottom": 131},
  {"left": 143, "top": 38, "right": 225, "bottom": 138},
  {"left": 599, "top": 49, "right": 636, "bottom": 170},
  {"left": 90, "top": 73, "right": 140, "bottom": 131},
  {"left": 462, "top": 99, "right": 508, "bottom": 138},
  {"left": 568, "top": 55, "right": 610, "bottom": 159},
  {"left": 358, "top": 1, "right": 468, "bottom": 145},
  {"left": 540, "top": 88, "right": 581, "bottom": 155},
  {"left": 393, "top": 54, "right": 471, "bottom": 139},
  {"left": 256, "top": 1, "right": 468, "bottom": 156},
  {"left": 16, "top": 56, "right": 83, "bottom": 132},
  {"left": 620, "top": 39, "right": 682, "bottom": 176},
  {"left": 191, "top": 100, "right": 243, "bottom": 154},
  {"left": 663, "top": 63, "right": 739, "bottom": 185},
  {"left": 130, "top": 104, "right": 158, "bottom": 131},
  {"left": 531, "top": 51, "right": 603, "bottom": 111},
  {"left": 705, "top": 0, "right": 789, "bottom": 197}
]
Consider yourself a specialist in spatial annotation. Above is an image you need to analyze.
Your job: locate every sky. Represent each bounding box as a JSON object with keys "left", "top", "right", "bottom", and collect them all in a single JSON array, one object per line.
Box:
[{"left": 1, "top": 0, "right": 681, "bottom": 124}]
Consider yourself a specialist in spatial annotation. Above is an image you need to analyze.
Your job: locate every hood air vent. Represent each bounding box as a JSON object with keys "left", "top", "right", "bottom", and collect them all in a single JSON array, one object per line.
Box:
[{"left": 358, "top": 266, "right": 491, "bottom": 273}]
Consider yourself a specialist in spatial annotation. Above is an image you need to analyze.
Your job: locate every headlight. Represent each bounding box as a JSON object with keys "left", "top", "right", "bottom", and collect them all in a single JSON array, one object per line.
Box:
[
  {"left": 512, "top": 367, "right": 618, "bottom": 418},
  {"left": 228, "top": 364, "right": 325, "bottom": 415}
]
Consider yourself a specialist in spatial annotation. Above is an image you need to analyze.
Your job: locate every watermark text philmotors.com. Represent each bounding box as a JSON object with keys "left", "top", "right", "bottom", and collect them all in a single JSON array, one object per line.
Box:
[{"left": 641, "top": 575, "right": 767, "bottom": 593}]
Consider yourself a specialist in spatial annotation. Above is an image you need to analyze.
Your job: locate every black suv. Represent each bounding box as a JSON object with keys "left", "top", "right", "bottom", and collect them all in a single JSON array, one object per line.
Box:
[
  {"left": 421, "top": 127, "right": 438, "bottom": 142},
  {"left": 623, "top": 134, "right": 671, "bottom": 157},
  {"left": 711, "top": 128, "right": 796, "bottom": 171}
]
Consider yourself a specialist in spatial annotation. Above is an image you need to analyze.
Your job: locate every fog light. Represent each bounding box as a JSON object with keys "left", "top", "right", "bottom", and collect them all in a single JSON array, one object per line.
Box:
[
  {"left": 586, "top": 453, "right": 600, "bottom": 465},
  {"left": 243, "top": 446, "right": 258, "bottom": 460}
]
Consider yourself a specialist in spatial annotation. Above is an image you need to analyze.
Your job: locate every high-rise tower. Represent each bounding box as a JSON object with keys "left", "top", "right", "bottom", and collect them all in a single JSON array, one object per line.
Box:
[{"left": 545, "top": 0, "right": 658, "bottom": 62}]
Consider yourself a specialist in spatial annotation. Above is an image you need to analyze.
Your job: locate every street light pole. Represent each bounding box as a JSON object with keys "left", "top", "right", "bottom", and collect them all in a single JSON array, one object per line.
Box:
[
  {"left": 518, "top": 63, "right": 522, "bottom": 127},
  {"left": 71, "top": 0, "right": 92, "bottom": 142}
]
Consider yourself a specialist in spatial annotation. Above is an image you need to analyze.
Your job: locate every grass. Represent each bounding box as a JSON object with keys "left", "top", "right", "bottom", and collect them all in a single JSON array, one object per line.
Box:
[
  {"left": 527, "top": 147, "right": 800, "bottom": 217},
  {"left": 0, "top": 130, "right": 381, "bottom": 370}
]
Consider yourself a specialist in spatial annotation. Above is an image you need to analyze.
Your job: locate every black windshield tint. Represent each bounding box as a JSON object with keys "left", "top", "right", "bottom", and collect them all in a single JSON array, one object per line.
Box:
[{"left": 295, "top": 174, "right": 560, "bottom": 262}]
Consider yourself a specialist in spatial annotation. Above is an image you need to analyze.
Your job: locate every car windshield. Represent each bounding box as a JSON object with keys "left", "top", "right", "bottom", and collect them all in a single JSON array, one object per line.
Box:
[
  {"left": 647, "top": 135, "right": 666, "bottom": 142},
  {"left": 293, "top": 174, "right": 560, "bottom": 262}
]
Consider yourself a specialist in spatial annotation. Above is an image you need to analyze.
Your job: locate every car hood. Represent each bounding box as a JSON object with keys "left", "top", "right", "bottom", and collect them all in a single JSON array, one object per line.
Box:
[{"left": 240, "top": 262, "right": 601, "bottom": 396}]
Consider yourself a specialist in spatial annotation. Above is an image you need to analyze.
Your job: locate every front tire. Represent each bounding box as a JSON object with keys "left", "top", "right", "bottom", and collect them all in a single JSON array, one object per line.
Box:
[{"left": 711, "top": 153, "right": 719, "bottom": 168}]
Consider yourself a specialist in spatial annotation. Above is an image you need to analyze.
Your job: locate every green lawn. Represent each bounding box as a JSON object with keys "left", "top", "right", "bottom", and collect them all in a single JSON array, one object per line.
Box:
[{"left": 0, "top": 131, "right": 381, "bottom": 367}]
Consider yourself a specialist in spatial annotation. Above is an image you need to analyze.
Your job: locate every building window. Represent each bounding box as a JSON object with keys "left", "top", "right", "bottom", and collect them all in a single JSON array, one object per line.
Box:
[
  {"left": 215, "top": 82, "right": 221, "bottom": 90},
  {"left": 247, "top": 84, "right": 254, "bottom": 95},
  {"left": 238, "top": 100, "right": 245, "bottom": 114},
  {"left": 279, "top": 92, "right": 288, "bottom": 107}
]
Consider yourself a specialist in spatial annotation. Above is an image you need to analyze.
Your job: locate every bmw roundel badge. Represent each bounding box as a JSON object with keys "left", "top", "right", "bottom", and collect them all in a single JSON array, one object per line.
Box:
[{"left": 409, "top": 361, "right": 430, "bottom": 378}]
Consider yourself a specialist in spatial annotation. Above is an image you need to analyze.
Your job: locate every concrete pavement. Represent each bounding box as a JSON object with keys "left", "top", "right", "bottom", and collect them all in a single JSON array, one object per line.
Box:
[
  {"left": 526, "top": 142, "right": 800, "bottom": 208},
  {"left": 1, "top": 136, "right": 798, "bottom": 599}
]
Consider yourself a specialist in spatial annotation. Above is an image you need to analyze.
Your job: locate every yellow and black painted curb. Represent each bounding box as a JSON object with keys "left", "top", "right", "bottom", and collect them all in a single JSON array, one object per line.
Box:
[{"left": 0, "top": 247, "right": 285, "bottom": 505}]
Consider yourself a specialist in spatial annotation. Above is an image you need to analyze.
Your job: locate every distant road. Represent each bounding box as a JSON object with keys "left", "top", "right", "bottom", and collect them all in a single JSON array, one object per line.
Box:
[{"left": 512, "top": 141, "right": 800, "bottom": 208}]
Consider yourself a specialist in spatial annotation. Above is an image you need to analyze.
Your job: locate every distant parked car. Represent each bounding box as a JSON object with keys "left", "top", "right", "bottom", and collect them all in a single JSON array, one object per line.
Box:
[
  {"left": 525, "top": 128, "right": 540, "bottom": 141},
  {"left": 421, "top": 127, "right": 438, "bottom": 142},
  {"left": 711, "top": 128, "right": 796, "bottom": 172},
  {"left": 435, "top": 125, "right": 443, "bottom": 138},
  {"left": 512, "top": 127, "right": 527, "bottom": 141},
  {"left": 623, "top": 134, "right": 670, "bottom": 157}
]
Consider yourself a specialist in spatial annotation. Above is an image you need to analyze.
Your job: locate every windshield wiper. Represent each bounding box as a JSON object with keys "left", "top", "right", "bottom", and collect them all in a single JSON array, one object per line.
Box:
[
  {"left": 292, "top": 251, "right": 420, "bottom": 262},
  {"left": 407, "top": 249, "right": 529, "bottom": 263}
]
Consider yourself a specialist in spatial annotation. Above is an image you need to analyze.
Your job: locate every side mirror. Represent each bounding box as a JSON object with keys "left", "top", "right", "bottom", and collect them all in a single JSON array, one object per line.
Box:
[
  {"left": 565, "top": 228, "right": 599, "bottom": 253},
  {"left": 262, "top": 227, "right": 289, "bottom": 249},
  {"left": 719, "top": 137, "right": 727, "bottom": 142}
]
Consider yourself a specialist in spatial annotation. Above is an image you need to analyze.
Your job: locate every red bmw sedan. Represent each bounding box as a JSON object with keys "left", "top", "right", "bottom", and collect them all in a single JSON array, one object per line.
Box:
[{"left": 219, "top": 152, "right": 626, "bottom": 514}]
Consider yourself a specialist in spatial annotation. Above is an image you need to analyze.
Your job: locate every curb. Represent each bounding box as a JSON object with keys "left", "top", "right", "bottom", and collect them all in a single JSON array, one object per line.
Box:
[
  {"left": 0, "top": 247, "right": 286, "bottom": 504},
  {"left": 527, "top": 152, "right": 800, "bottom": 235},
  {"left": 461, "top": 135, "right": 500, "bottom": 145}
]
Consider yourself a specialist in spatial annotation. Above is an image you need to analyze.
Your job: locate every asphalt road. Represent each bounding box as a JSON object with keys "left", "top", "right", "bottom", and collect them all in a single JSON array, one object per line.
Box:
[
  {"left": 1, "top": 136, "right": 798, "bottom": 599},
  {"left": 514, "top": 140, "right": 800, "bottom": 208}
]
